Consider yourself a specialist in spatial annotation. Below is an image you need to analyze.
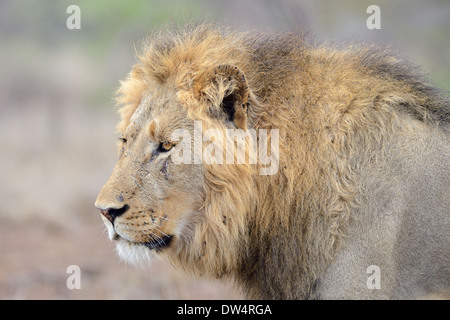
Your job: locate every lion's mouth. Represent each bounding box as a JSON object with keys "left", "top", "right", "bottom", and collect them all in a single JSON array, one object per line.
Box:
[
  {"left": 141, "top": 235, "right": 173, "bottom": 251},
  {"left": 101, "top": 215, "right": 173, "bottom": 251}
]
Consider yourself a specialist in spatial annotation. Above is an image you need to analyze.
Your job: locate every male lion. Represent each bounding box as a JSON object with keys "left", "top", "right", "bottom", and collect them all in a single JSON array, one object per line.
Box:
[{"left": 95, "top": 25, "right": 450, "bottom": 299}]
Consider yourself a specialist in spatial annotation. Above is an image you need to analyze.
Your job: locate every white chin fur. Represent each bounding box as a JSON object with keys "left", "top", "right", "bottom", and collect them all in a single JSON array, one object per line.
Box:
[{"left": 115, "top": 239, "right": 159, "bottom": 267}]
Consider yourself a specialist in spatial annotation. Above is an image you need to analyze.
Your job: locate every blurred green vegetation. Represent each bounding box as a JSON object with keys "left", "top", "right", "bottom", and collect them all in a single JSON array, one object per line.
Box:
[
  {"left": 1, "top": 0, "right": 448, "bottom": 108},
  {"left": 75, "top": 0, "right": 203, "bottom": 56}
]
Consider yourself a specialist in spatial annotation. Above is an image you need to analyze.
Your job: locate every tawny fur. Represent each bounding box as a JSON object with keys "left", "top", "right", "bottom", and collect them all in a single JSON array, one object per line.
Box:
[{"left": 98, "top": 24, "right": 450, "bottom": 299}]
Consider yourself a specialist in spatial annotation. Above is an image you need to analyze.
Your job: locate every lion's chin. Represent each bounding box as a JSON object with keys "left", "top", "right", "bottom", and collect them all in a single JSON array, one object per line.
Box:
[{"left": 115, "top": 239, "right": 161, "bottom": 266}]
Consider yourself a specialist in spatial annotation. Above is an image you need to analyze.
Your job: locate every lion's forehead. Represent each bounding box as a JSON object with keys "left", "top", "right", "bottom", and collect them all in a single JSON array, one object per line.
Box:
[
  {"left": 126, "top": 90, "right": 192, "bottom": 142},
  {"left": 126, "top": 92, "right": 166, "bottom": 139},
  {"left": 130, "top": 94, "right": 153, "bottom": 127}
]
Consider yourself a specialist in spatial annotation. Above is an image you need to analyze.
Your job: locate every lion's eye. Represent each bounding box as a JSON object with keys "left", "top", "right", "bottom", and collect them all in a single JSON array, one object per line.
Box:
[{"left": 159, "top": 142, "right": 173, "bottom": 152}]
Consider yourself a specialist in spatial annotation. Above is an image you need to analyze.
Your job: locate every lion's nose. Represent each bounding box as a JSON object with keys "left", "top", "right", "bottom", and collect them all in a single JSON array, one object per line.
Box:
[{"left": 95, "top": 204, "right": 129, "bottom": 224}]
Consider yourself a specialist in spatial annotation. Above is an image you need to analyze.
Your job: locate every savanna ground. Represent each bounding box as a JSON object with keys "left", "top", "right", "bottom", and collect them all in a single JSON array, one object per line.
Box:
[{"left": 0, "top": 0, "right": 448, "bottom": 299}]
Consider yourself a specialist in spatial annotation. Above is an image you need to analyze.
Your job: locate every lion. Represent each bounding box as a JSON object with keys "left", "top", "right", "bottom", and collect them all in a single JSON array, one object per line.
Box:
[{"left": 95, "top": 24, "right": 450, "bottom": 299}]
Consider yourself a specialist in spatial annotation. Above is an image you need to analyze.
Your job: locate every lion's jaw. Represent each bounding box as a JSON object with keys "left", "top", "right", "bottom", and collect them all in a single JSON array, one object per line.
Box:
[{"left": 97, "top": 212, "right": 164, "bottom": 265}]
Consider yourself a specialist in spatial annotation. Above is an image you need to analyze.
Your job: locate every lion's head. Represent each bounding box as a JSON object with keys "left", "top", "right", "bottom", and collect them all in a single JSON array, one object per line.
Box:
[
  {"left": 95, "top": 28, "right": 262, "bottom": 276},
  {"left": 95, "top": 88, "right": 204, "bottom": 262}
]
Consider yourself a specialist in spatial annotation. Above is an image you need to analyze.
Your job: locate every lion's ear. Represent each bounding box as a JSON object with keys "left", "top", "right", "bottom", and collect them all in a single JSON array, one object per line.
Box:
[{"left": 195, "top": 65, "right": 249, "bottom": 130}]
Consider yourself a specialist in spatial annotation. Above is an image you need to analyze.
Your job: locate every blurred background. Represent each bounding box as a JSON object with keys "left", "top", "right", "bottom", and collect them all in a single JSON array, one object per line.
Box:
[{"left": 0, "top": 0, "right": 449, "bottom": 299}]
